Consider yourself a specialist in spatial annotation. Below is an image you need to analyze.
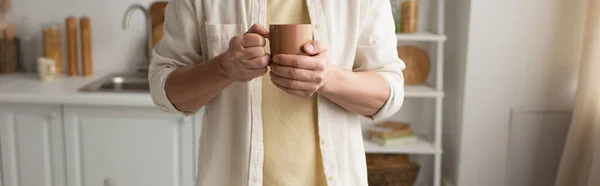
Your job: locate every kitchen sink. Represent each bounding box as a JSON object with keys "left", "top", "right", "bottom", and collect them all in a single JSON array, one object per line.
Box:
[{"left": 79, "top": 73, "right": 150, "bottom": 93}]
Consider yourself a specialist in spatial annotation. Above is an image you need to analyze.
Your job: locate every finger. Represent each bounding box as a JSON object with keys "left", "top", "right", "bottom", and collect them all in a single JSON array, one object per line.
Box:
[
  {"left": 242, "top": 47, "right": 266, "bottom": 59},
  {"left": 242, "top": 54, "right": 270, "bottom": 69},
  {"left": 246, "top": 24, "right": 269, "bottom": 37},
  {"left": 272, "top": 54, "right": 326, "bottom": 70},
  {"left": 237, "top": 68, "right": 267, "bottom": 82},
  {"left": 247, "top": 68, "right": 268, "bottom": 77},
  {"left": 272, "top": 80, "right": 314, "bottom": 97},
  {"left": 270, "top": 72, "right": 318, "bottom": 91},
  {"left": 229, "top": 35, "right": 245, "bottom": 50},
  {"left": 270, "top": 64, "right": 322, "bottom": 82},
  {"left": 302, "top": 40, "right": 327, "bottom": 56},
  {"left": 242, "top": 34, "right": 266, "bottom": 48}
]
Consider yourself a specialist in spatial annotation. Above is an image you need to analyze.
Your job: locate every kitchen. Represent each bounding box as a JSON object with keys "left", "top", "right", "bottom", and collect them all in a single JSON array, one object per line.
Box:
[{"left": 0, "top": 0, "right": 201, "bottom": 186}]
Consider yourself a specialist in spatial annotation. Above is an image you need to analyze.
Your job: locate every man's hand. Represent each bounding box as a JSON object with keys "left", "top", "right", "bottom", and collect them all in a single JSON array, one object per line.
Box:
[
  {"left": 270, "top": 41, "right": 331, "bottom": 97},
  {"left": 218, "top": 24, "right": 270, "bottom": 82}
]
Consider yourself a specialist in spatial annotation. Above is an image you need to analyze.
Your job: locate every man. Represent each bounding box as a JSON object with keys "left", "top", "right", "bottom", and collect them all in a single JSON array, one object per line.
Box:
[{"left": 149, "top": 0, "right": 405, "bottom": 185}]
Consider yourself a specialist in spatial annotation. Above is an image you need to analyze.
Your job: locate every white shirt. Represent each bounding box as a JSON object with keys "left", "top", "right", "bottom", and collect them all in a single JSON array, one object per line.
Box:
[{"left": 149, "top": 0, "right": 406, "bottom": 185}]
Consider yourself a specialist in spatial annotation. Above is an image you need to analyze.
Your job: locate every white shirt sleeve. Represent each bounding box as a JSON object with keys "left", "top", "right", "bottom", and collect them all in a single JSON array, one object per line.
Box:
[
  {"left": 353, "top": 0, "right": 406, "bottom": 120},
  {"left": 149, "top": 0, "right": 203, "bottom": 116}
]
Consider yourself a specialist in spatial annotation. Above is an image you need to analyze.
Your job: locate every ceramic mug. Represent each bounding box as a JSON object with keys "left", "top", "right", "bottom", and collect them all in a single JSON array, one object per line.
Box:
[
  {"left": 37, "top": 57, "right": 57, "bottom": 81},
  {"left": 268, "top": 24, "right": 313, "bottom": 55}
]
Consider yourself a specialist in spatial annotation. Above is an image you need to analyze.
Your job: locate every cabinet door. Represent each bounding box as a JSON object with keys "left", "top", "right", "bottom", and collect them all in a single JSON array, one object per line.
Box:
[
  {"left": 193, "top": 107, "right": 204, "bottom": 181},
  {"left": 0, "top": 147, "right": 2, "bottom": 186},
  {"left": 0, "top": 148, "right": 2, "bottom": 186},
  {"left": 0, "top": 104, "right": 66, "bottom": 186},
  {"left": 63, "top": 106, "right": 194, "bottom": 186}
]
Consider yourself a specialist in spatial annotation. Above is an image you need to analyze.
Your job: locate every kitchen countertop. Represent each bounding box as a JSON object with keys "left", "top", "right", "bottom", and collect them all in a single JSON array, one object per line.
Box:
[{"left": 0, "top": 73, "right": 155, "bottom": 106}]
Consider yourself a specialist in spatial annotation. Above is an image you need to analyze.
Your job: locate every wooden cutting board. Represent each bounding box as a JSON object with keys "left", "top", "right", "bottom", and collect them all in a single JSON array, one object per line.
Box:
[
  {"left": 397, "top": 45, "right": 431, "bottom": 85},
  {"left": 150, "top": 1, "right": 168, "bottom": 47}
]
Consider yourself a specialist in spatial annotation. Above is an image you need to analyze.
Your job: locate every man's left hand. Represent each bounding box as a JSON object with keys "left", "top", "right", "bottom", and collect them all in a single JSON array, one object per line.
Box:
[{"left": 270, "top": 41, "right": 331, "bottom": 97}]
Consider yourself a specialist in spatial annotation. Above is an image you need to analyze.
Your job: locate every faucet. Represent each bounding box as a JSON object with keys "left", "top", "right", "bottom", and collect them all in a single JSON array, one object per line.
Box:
[{"left": 122, "top": 4, "right": 152, "bottom": 72}]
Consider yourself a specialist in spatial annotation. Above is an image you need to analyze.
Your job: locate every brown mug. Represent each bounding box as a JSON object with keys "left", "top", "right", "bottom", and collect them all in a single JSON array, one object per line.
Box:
[{"left": 268, "top": 24, "right": 313, "bottom": 55}]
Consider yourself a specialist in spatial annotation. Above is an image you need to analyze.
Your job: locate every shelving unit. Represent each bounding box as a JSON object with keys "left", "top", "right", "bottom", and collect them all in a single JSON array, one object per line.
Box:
[
  {"left": 362, "top": 0, "right": 446, "bottom": 186},
  {"left": 405, "top": 85, "right": 443, "bottom": 98},
  {"left": 396, "top": 32, "right": 447, "bottom": 42},
  {"left": 364, "top": 138, "right": 438, "bottom": 154}
]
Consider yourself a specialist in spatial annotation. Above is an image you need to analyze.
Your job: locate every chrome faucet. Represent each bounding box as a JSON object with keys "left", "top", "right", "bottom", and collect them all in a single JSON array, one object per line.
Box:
[{"left": 122, "top": 4, "right": 153, "bottom": 72}]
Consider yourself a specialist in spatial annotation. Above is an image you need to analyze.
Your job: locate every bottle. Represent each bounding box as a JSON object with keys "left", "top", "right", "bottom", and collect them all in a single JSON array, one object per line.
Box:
[
  {"left": 43, "top": 23, "right": 62, "bottom": 76},
  {"left": 80, "top": 17, "right": 92, "bottom": 77},
  {"left": 19, "top": 16, "right": 37, "bottom": 72},
  {"left": 66, "top": 17, "right": 78, "bottom": 76},
  {"left": 0, "top": 0, "right": 15, "bottom": 39}
]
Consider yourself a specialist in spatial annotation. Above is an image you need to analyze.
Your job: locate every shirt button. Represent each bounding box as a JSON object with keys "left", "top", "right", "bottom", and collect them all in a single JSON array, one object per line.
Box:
[
  {"left": 328, "top": 176, "right": 335, "bottom": 181},
  {"left": 315, "top": 24, "right": 322, "bottom": 29},
  {"left": 321, "top": 139, "right": 328, "bottom": 145}
]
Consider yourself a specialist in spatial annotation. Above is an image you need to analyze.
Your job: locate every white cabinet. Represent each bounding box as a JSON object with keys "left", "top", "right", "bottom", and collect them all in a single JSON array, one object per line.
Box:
[
  {"left": 0, "top": 104, "right": 66, "bottom": 186},
  {"left": 0, "top": 150, "right": 2, "bottom": 186},
  {"left": 0, "top": 104, "right": 198, "bottom": 186},
  {"left": 0, "top": 149, "right": 4, "bottom": 186},
  {"left": 63, "top": 106, "right": 195, "bottom": 186}
]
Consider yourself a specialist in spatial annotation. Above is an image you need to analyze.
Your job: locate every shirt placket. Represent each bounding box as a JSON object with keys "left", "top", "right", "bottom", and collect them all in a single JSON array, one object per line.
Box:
[
  {"left": 248, "top": 1, "right": 266, "bottom": 186},
  {"left": 306, "top": 0, "right": 340, "bottom": 185}
]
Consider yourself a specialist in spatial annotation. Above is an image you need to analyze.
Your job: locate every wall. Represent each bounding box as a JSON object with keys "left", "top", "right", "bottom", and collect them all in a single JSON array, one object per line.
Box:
[
  {"left": 443, "top": 0, "right": 586, "bottom": 185},
  {"left": 442, "top": 0, "right": 470, "bottom": 184},
  {"left": 12, "top": 0, "right": 161, "bottom": 74}
]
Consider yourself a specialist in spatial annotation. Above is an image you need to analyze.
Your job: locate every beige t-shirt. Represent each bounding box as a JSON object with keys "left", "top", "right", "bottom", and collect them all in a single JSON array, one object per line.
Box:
[{"left": 262, "top": 0, "right": 326, "bottom": 186}]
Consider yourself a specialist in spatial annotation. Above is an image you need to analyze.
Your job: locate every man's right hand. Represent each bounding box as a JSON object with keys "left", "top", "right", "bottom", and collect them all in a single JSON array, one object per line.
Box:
[{"left": 217, "top": 24, "right": 270, "bottom": 82}]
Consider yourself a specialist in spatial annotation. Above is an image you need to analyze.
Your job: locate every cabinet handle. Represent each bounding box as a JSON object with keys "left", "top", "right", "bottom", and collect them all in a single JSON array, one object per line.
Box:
[{"left": 104, "top": 178, "right": 116, "bottom": 186}]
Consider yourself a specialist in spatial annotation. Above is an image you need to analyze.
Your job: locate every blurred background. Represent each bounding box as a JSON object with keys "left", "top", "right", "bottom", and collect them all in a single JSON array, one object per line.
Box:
[
  {"left": 0, "top": 0, "right": 596, "bottom": 186},
  {"left": 10, "top": 0, "right": 157, "bottom": 73}
]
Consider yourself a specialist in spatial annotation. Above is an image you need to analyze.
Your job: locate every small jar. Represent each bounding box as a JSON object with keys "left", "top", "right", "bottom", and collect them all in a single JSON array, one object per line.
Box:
[
  {"left": 42, "top": 23, "right": 62, "bottom": 76},
  {"left": 400, "top": 0, "right": 419, "bottom": 33}
]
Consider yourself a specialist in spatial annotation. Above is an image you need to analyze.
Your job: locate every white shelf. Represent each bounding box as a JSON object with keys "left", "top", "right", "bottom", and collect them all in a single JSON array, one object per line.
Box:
[
  {"left": 405, "top": 85, "right": 444, "bottom": 98},
  {"left": 364, "top": 138, "right": 438, "bottom": 154},
  {"left": 397, "top": 32, "right": 447, "bottom": 42}
]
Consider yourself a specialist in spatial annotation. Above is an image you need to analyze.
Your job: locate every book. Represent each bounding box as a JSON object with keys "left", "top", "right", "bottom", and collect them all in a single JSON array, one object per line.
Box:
[
  {"left": 368, "top": 121, "right": 414, "bottom": 139},
  {"left": 370, "top": 135, "right": 418, "bottom": 146}
]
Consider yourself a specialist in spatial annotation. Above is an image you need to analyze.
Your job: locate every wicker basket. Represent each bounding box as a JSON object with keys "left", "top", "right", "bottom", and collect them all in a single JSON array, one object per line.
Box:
[{"left": 367, "top": 154, "right": 420, "bottom": 186}]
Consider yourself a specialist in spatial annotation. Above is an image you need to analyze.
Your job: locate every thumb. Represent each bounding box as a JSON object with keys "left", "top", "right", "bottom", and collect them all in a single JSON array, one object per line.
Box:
[
  {"left": 246, "top": 24, "right": 269, "bottom": 37},
  {"left": 303, "top": 40, "right": 326, "bottom": 55}
]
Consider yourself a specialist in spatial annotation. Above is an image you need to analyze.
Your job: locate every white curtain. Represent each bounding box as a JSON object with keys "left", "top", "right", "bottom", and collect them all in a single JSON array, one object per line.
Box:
[{"left": 555, "top": 0, "right": 600, "bottom": 185}]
